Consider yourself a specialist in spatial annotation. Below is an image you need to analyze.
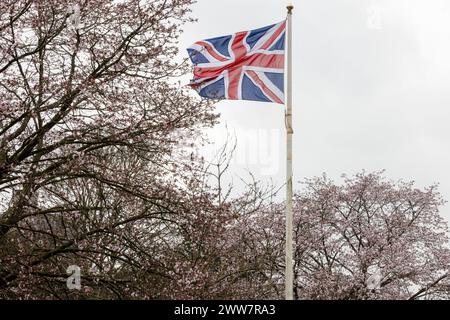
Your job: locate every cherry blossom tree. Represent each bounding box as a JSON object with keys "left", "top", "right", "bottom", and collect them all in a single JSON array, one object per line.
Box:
[
  {"left": 0, "top": 0, "right": 218, "bottom": 297},
  {"left": 184, "top": 170, "right": 450, "bottom": 300},
  {"left": 293, "top": 171, "right": 450, "bottom": 300}
]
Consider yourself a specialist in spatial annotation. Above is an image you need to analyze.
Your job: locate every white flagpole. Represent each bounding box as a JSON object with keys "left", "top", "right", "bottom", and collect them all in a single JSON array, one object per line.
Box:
[{"left": 285, "top": 3, "right": 294, "bottom": 300}]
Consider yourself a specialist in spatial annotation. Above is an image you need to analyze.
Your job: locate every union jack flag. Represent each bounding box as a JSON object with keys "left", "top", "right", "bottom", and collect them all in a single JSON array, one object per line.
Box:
[{"left": 187, "top": 21, "right": 285, "bottom": 104}]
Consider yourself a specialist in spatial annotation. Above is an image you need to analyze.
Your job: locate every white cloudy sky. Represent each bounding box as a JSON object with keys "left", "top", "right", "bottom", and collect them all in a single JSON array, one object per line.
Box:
[{"left": 179, "top": 0, "right": 450, "bottom": 221}]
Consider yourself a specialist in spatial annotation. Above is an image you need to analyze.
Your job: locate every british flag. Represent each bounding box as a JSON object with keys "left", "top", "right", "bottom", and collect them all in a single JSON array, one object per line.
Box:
[{"left": 187, "top": 21, "right": 285, "bottom": 104}]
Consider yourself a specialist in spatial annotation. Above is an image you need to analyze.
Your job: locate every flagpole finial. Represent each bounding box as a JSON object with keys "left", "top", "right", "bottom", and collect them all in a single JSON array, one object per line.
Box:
[{"left": 287, "top": 3, "right": 294, "bottom": 14}]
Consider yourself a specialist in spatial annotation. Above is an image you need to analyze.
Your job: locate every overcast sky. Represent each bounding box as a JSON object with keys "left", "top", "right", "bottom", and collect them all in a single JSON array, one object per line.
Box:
[{"left": 179, "top": 0, "right": 450, "bottom": 221}]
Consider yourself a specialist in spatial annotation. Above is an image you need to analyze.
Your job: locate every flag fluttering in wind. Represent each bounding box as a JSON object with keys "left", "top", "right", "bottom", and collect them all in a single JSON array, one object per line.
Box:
[{"left": 187, "top": 21, "right": 286, "bottom": 104}]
